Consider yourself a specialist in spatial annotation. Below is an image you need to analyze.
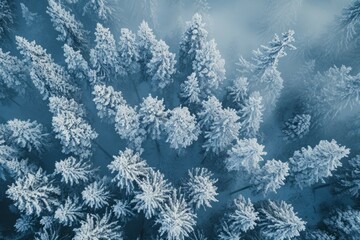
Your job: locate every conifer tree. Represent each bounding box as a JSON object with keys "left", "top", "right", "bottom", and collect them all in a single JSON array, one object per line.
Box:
[
  {"left": 164, "top": 106, "right": 200, "bottom": 150},
  {"left": 132, "top": 169, "right": 172, "bottom": 219},
  {"left": 83, "top": 0, "right": 113, "bottom": 21},
  {"left": 239, "top": 91, "right": 264, "bottom": 138},
  {"left": 54, "top": 196, "right": 84, "bottom": 227},
  {"left": 16, "top": 36, "right": 77, "bottom": 99},
  {"left": 179, "top": 13, "right": 208, "bottom": 72},
  {"left": 146, "top": 40, "right": 176, "bottom": 90},
  {"left": 0, "top": 48, "right": 27, "bottom": 96},
  {"left": 203, "top": 107, "right": 241, "bottom": 154},
  {"left": 227, "top": 77, "right": 249, "bottom": 108},
  {"left": 308, "top": 65, "right": 360, "bottom": 123},
  {"left": 108, "top": 148, "right": 149, "bottom": 194},
  {"left": 114, "top": 104, "right": 145, "bottom": 149},
  {"left": 238, "top": 30, "right": 296, "bottom": 105},
  {"left": 137, "top": 21, "right": 157, "bottom": 71},
  {"left": 139, "top": 95, "right": 168, "bottom": 140},
  {"left": 282, "top": 114, "right": 311, "bottom": 141},
  {"left": 82, "top": 180, "right": 110, "bottom": 209},
  {"left": 225, "top": 138, "right": 266, "bottom": 173},
  {"left": 118, "top": 28, "right": 139, "bottom": 75},
  {"left": 180, "top": 73, "right": 201, "bottom": 105},
  {"left": 63, "top": 44, "right": 90, "bottom": 82},
  {"left": 47, "top": 0, "right": 87, "bottom": 47},
  {"left": 48, "top": 96, "right": 86, "bottom": 117},
  {"left": 226, "top": 195, "right": 259, "bottom": 233},
  {"left": 336, "top": 155, "right": 360, "bottom": 197},
  {"left": 251, "top": 159, "right": 289, "bottom": 195},
  {"left": 193, "top": 39, "right": 226, "bottom": 97},
  {"left": 90, "top": 23, "right": 122, "bottom": 80},
  {"left": 6, "top": 169, "right": 61, "bottom": 216},
  {"left": 260, "top": 200, "right": 306, "bottom": 240},
  {"left": 52, "top": 111, "right": 98, "bottom": 159},
  {"left": 73, "top": 212, "right": 123, "bottom": 240},
  {"left": 290, "top": 139, "right": 350, "bottom": 188},
  {"left": 324, "top": 208, "right": 360, "bottom": 239},
  {"left": 92, "top": 84, "right": 126, "bottom": 123},
  {"left": 54, "top": 156, "right": 95, "bottom": 186},
  {"left": 156, "top": 191, "right": 197, "bottom": 240},
  {"left": 3, "top": 119, "right": 49, "bottom": 153},
  {"left": 184, "top": 168, "right": 218, "bottom": 209},
  {"left": 20, "top": 3, "right": 38, "bottom": 26},
  {"left": 0, "top": 0, "right": 13, "bottom": 37}
]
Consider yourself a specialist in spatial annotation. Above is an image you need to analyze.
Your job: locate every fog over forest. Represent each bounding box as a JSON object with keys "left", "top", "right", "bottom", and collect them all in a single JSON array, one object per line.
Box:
[{"left": 0, "top": 0, "right": 359, "bottom": 239}]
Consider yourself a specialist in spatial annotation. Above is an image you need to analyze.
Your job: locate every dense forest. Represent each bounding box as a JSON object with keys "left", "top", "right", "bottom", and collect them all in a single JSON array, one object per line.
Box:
[{"left": 0, "top": 0, "right": 359, "bottom": 239}]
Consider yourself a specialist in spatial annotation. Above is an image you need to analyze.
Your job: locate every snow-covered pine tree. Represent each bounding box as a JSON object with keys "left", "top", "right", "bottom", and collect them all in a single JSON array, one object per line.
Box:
[
  {"left": 282, "top": 114, "right": 311, "bottom": 141},
  {"left": 304, "top": 230, "right": 336, "bottom": 240},
  {"left": 16, "top": 36, "right": 77, "bottom": 100},
  {"left": 289, "top": 139, "right": 350, "bottom": 188},
  {"left": 180, "top": 73, "right": 201, "bottom": 105},
  {"left": 34, "top": 228, "right": 59, "bottom": 240},
  {"left": 3, "top": 119, "right": 48, "bottom": 153},
  {"left": 108, "top": 148, "right": 149, "bottom": 194},
  {"left": 225, "top": 138, "right": 266, "bottom": 173},
  {"left": 6, "top": 168, "right": 60, "bottom": 216},
  {"left": 238, "top": 30, "right": 296, "bottom": 106},
  {"left": 83, "top": 0, "right": 113, "bottom": 21},
  {"left": 54, "top": 156, "right": 95, "bottom": 186},
  {"left": 47, "top": 0, "right": 87, "bottom": 48},
  {"left": 54, "top": 196, "right": 84, "bottom": 226},
  {"left": 197, "top": 95, "right": 223, "bottom": 129},
  {"left": 92, "top": 84, "right": 126, "bottom": 123},
  {"left": 217, "top": 220, "right": 242, "bottom": 240},
  {"left": 146, "top": 40, "right": 176, "bottom": 90},
  {"left": 2, "top": 158, "right": 36, "bottom": 180},
  {"left": 73, "top": 212, "right": 123, "bottom": 240},
  {"left": 137, "top": 21, "right": 157, "bottom": 72},
  {"left": 179, "top": 13, "right": 208, "bottom": 73},
  {"left": 90, "top": 23, "right": 122, "bottom": 80},
  {"left": 308, "top": 65, "right": 360, "bottom": 123},
  {"left": 251, "top": 159, "right": 289, "bottom": 195},
  {"left": 156, "top": 190, "right": 197, "bottom": 240},
  {"left": 82, "top": 180, "right": 110, "bottom": 209},
  {"left": 52, "top": 111, "right": 98, "bottom": 159},
  {"left": 226, "top": 195, "right": 259, "bottom": 233},
  {"left": 261, "top": 0, "right": 302, "bottom": 36},
  {"left": 164, "top": 106, "right": 200, "bottom": 150},
  {"left": 0, "top": 0, "right": 13, "bottom": 37},
  {"left": 48, "top": 96, "right": 85, "bottom": 117},
  {"left": 118, "top": 28, "right": 139, "bottom": 75},
  {"left": 132, "top": 168, "right": 172, "bottom": 219},
  {"left": 139, "top": 94, "right": 168, "bottom": 140},
  {"left": 114, "top": 104, "right": 145, "bottom": 150},
  {"left": 329, "top": 0, "right": 360, "bottom": 52},
  {"left": 183, "top": 167, "right": 218, "bottom": 210},
  {"left": 337, "top": 155, "right": 360, "bottom": 197},
  {"left": 227, "top": 77, "right": 249, "bottom": 108},
  {"left": 112, "top": 199, "right": 134, "bottom": 220},
  {"left": 0, "top": 48, "right": 27, "bottom": 96},
  {"left": 239, "top": 91, "right": 264, "bottom": 138},
  {"left": 260, "top": 200, "right": 306, "bottom": 240},
  {"left": 193, "top": 39, "right": 226, "bottom": 97},
  {"left": 14, "top": 214, "right": 34, "bottom": 233},
  {"left": 63, "top": 44, "right": 90, "bottom": 82},
  {"left": 324, "top": 208, "right": 360, "bottom": 239},
  {"left": 203, "top": 107, "right": 241, "bottom": 154},
  {"left": 20, "top": 3, "right": 38, "bottom": 26}
]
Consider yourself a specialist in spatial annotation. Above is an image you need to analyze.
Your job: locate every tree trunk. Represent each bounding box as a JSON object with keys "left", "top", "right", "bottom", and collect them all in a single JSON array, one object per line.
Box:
[
  {"left": 230, "top": 185, "right": 252, "bottom": 195},
  {"left": 312, "top": 182, "right": 332, "bottom": 191},
  {"left": 94, "top": 141, "right": 112, "bottom": 159}
]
